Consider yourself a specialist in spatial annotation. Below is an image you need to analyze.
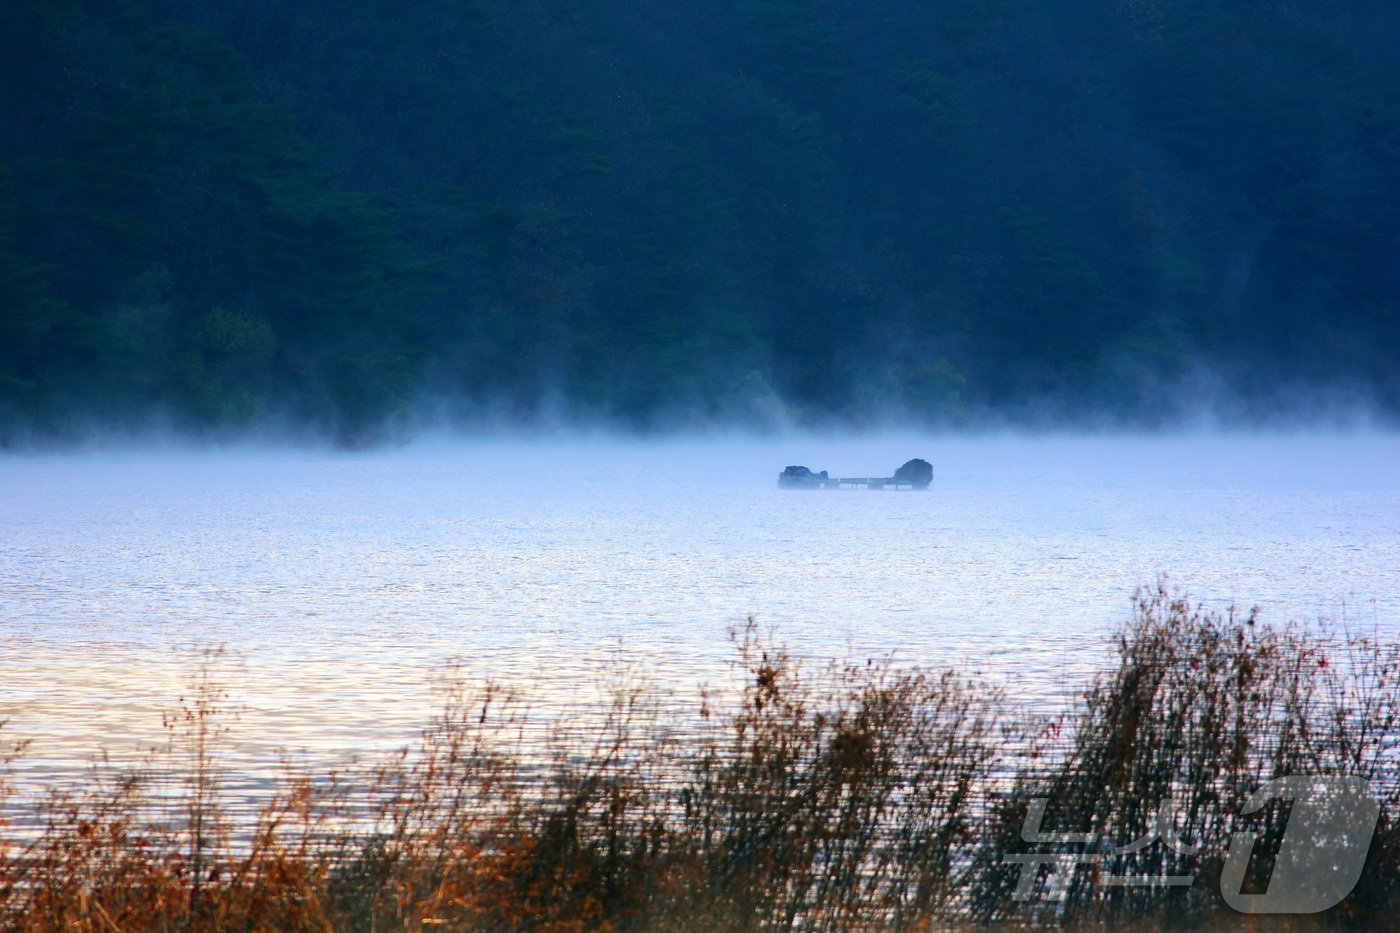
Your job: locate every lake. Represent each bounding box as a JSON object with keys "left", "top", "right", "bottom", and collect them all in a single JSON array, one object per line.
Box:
[{"left": 2, "top": 432, "right": 1398, "bottom": 793}]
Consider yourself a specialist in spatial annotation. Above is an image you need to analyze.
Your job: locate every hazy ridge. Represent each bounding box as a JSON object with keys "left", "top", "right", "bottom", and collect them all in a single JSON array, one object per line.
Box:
[{"left": 3, "top": 0, "right": 1399, "bottom": 444}]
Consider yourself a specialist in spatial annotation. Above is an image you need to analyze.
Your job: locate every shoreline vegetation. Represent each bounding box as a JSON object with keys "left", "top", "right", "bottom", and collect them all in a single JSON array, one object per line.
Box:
[{"left": 3, "top": 584, "right": 1399, "bottom": 930}]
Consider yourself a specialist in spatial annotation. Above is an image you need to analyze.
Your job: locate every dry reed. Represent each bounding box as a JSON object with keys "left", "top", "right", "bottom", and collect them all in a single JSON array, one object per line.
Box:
[{"left": 2, "top": 583, "right": 1398, "bottom": 930}]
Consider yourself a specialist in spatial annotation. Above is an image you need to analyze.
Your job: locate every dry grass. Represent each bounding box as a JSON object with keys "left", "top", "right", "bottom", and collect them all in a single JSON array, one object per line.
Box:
[{"left": 2, "top": 584, "right": 1399, "bottom": 930}]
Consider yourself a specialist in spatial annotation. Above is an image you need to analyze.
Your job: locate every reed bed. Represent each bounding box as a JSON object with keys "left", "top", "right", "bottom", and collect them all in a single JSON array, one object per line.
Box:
[{"left": 2, "top": 583, "right": 1399, "bottom": 931}]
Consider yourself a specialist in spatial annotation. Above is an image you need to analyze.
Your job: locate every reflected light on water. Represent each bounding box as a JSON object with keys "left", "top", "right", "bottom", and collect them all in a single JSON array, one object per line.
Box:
[{"left": 2, "top": 432, "right": 1398, "bottom": 797}]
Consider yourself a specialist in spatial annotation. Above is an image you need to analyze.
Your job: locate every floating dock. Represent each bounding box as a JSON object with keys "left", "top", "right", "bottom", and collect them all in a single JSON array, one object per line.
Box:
[
  {"left": 779, "top": 458, "right": 933, "bottom": 490},
  {"left": 779, "top": 475, "right": 926, "bottom": 490}
]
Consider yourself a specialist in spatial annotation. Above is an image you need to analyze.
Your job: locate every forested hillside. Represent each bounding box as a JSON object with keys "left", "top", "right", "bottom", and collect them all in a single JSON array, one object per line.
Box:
[{"left": 3, "top": 0, "right": 1398, "bottom": 441}]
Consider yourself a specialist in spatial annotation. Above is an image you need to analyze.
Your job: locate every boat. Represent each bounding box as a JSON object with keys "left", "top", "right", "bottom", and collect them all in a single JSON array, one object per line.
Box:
[{"left": 779, "top": 458, "right": 932, "bottom": 490}]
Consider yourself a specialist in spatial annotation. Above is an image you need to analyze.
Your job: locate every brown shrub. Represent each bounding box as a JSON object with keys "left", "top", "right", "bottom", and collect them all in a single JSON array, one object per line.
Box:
[{"left": 3, "top": 586, "right": 1399, "bottom": 931}]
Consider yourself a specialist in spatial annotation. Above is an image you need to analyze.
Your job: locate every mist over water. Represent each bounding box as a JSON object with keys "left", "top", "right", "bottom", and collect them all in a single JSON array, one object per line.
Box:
[{"left": 2, "top": 432, "right": 1398, "bottom": 792}]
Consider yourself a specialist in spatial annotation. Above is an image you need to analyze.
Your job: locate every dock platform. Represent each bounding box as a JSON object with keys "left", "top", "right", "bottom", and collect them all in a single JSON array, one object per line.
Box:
[
  {"left": 779, "top": 475, "right": 925, "bottom": 490},
  {"left": 779, "top": 458, "right": 932, "bottom": 490}
]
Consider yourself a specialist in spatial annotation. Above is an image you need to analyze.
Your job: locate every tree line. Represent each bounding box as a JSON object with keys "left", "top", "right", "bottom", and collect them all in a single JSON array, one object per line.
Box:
[{"left": 3, "top": 0, "right": 1398, "bottom": 441}]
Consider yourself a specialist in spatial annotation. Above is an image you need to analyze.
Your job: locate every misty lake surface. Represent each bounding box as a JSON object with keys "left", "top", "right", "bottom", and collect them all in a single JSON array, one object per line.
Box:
[{"left": 3, "top": 433, "right": 1399, "bottom": 791}]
